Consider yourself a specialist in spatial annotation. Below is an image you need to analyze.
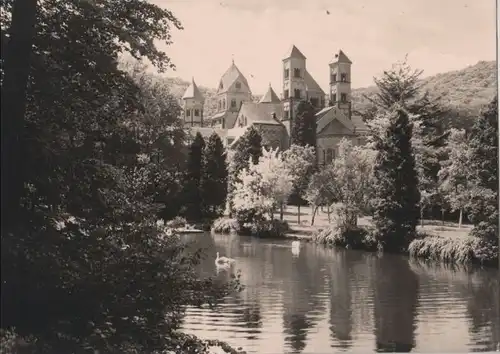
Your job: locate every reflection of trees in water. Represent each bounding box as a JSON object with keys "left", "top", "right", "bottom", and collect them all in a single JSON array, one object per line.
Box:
[
  {"left": 281, "top": 244, "right": 328, "bottom": 353},
  {"left": 373, "top": 255, "right": 419, "bottom": 352},
  {"left": 327, "top": 250, "right": 354, "bottom": 349},
  {"left": 409, "top": 260, "right": 500, "bottom": 351}
]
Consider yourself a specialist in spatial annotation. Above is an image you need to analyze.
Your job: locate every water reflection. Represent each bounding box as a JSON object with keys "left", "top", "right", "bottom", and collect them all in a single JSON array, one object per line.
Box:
[
  {"left": 180, "top": 233, "right": 499, "bottom": 353},
  {"left": 373, "top": 255, "right": 418, "bottom": 352}
]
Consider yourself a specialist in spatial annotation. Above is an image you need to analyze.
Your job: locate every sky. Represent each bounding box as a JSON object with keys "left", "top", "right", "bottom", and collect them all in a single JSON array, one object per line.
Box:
[{"left": 149, "top": 0, "right": 497, "bottom": 95}]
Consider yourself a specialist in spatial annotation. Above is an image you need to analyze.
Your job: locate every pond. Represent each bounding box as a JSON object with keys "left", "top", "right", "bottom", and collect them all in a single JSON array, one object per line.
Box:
[{"left": 180, "top": 233, "right": 500, "bottom": 353}]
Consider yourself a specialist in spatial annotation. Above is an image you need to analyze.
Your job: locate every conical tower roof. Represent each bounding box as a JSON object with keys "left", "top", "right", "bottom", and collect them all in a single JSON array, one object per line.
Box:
[
  {"left": 259, "top": 84, "right": 281, "bottom": 103},
  {"left": 283, "top": 45, "right": 307, "bottom": 60},
  {"left": 182, "top": 77, "right": 204, "bottom": 101},
  {"left": 329, "top": 49, "right": 352, "bottom": 64}
]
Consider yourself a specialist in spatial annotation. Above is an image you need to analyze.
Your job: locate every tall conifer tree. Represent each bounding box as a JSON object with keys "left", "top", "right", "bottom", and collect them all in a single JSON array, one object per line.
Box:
[
  {"left": 201, "top": 133, "right": 228, "bottom": 218},
  {"left": 183, "top": 132, "right": 205, "bottom": 221}
]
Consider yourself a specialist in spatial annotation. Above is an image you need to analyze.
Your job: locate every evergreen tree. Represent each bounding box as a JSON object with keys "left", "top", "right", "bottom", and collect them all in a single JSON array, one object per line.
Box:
[
  {"left": 228, "top": 126, "right": 262, "bottom": 214},
  {"left": 465, "top": 97, "right": 498, "bottom": 261},
  {"left": 371, "top": 105, "right": 421, "bottom": 253},
  {"left": 183, "top": 132, "right": 205, "bottom": 221},
  {"left": 364, "top": 58, "right": 447, "bottom": 219},
  {"left": 201, "top": 133, "right": 228, "bottom": 218},
  {"left": 291, "top": 100, "right": 317, "bottom": 147}
]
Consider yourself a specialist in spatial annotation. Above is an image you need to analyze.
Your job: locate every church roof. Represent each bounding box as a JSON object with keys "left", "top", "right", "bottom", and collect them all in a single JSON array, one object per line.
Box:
[
  {"left": 259, "top": 84, "right": 281, "bottom": 103},
  {"left": 182, "top": 77, "right": 204, "bottom": 101},
  {"left": 329, "top": 49, "right": 352, "bottom": 64},
  {"left": 233, "top": 102, "right": 283, "bottom": 128},
  {"left": 283, "top": 45, "right": 307, "bottom": 60},
  {"left": 217, "top": 61, "right": 251, "bottom": 95},
  {"left": 304, "top": 70, "right": 325, "bottom": 94}
]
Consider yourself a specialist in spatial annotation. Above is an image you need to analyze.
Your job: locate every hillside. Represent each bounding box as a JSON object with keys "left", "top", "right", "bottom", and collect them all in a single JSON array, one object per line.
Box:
[
  {"left": 164, "top": 60, "right": 496, "bottom": 128},
  {"left": 351, "top": 60, "right": 497, "bottom": 129}
]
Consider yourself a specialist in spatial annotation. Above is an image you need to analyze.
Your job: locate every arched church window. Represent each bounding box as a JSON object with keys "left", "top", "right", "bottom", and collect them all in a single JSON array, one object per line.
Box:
[
  {"left": 223, "top": 99, "right": 226, "bottom": 109},
  {"left": 194, "top": 109, "right": 199, "bottom": 117},
  {"left": 341, "top": 73, "right": 347, "bottom": 82},
  {"left": 326, "top": 148, "right": 334, "bottom": 163},
  {"left": 294, "top": 68, "right": 301, "bottom": 78},
  {"left": 341, "top": 93, "right": 347, "bottom": 102},
  {"left": 231, "top": 99, "right": 236, "bottom": 108},
  {"left": 235, "top": 82, "right": 241, "bottom": 89}
]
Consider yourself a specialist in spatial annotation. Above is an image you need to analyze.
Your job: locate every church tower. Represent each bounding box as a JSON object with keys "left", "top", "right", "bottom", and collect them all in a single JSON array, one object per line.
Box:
[
  {"left": 282, "top": 45, "right": 307, "bottom": 121},
  {"left": 329, "top": 49, "right": 352, "bottom": 118},
  {"left": 182, "top": 77, "right": 205, "bottom": 127}
]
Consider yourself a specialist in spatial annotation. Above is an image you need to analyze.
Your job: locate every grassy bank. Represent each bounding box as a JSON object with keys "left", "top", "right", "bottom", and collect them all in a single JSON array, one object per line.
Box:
[{"left": 281, "top": 205, "right": 498, "bottom": 268}]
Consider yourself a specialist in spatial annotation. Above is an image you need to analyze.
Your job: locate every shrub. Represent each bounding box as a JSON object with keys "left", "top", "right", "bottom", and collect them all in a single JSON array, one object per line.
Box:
[
  {"left": 212, "top": 217, "right": 240, "bottom": 234},
  {"left": 166, "top": 216, "right": 188, "bottom": 229},
  {"left": 248, "top": 219, "right": 290, "bottom": 238},
  {"left": 408, "top": 235, "right": 476, "bottom": 264},
  {"left": 313, "top": 225, "right": 377, "bottom": 251}
]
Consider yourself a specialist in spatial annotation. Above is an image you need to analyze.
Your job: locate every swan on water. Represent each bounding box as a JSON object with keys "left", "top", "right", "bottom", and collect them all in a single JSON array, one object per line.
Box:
[
  {"left": 291, "top": 241, "right": 300, "bottom": 248},
  {"left": 215, "top": 252, "right": 235, "bottom": 266}
]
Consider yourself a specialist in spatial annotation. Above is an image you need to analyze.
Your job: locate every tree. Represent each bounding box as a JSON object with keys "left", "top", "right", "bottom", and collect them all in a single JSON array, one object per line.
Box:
[
  {"left": 228, "top": 126, "right": 262, "bottom": 214},
  {"left": 183, "top": 132, "right": 206, "bottom": 221},
  {"left": 201, "top": 132, "right": 228, "bottom": 218},
  {"left": 232, "top": 147, "right": 294, "bottom": 224},
  {"left": 1, "top": 0, "right": 244, "bottom": 352},
  {"left": 362, "top": 58, "right": 447, "bottom": 221},
  {"left": 438, "top": 128, "right": 469, "bottom": 228},
  {"left": 370, "top": 105, "right": 421, "bottom": 253},
  {"left": 304, "top": 166, "right": 337, "bottom": 226},
  {"left": 282, "top": 144, "right": 316, "bottom": 224},
  {"left": 464, "top": 97, "right": 498, "bottom": 263},
  {"left": 330, "top": 139, "right": 375, "bottom": 230},
  {"left": 291, "top": 100, "right": 316, "bottom": 148}
]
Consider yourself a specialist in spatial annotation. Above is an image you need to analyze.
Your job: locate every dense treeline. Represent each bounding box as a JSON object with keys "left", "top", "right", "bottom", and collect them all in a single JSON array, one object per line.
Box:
[{"left": 1, "top": 0, "right": 242, "bottom": 353}]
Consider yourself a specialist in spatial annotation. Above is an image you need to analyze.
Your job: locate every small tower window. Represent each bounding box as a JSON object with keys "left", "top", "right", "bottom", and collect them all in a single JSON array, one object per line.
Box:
[
  {"left": 326, "top": 148, "right": 335, "bottom": 163},
  {"left": 310, "top": 97, "right": 319, "bottom": 107},
  {"left": 223, "top": 99, "right": 226, "bottom": 109},
  {"left": 341, "top": 73, "right": 347, "bottom": 82},
  {"left": 194, "top": 109, "right": 199, "bottom": 117},
  {"left": 294, "top": 68, "right": 301, "bottom": 78},
  {"left": 235, "top": 82, "right": 241, "bottom": 89},
  {"left": 231, "top": 99, "right": 236, "bottom": 108},
  {"left": 294, "top": 89, "right": 301, "bottom": 99},
  {"left": 284, "top": 89, "right": 289, "bottom": 99},
  {"left": 284, "top": 69, "right": 290, "bottom": 79},
  {"left": 284, "top": 110, "right": 289, "bottom": 119},
  {"left": 218, "top": 101, "right": 221, "bottom": 110},
  {"left": 341, "top": 93, "right": 347, "bottom": 102},
  {"left": 185, "top": 109, "right": 190, "bottom": 117},
  {"left": 331, "top": 74, "right": 337, "bottom": 83},
  {"left": 219, "top": 82, "right": 223, "bottom": 89}
]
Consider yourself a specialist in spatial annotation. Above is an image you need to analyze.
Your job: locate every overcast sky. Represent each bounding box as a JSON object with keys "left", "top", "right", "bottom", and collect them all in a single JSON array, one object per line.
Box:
[{"left": 149, "top": 0, "right": 496, "bottom": 95}]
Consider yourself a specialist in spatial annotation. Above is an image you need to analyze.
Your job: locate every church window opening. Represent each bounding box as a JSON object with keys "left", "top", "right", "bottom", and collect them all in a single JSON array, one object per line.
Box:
[
  {"left": 284, "top": 110, "right": 289, "bottom": 119},
  {"left": 223, "top": 99, "right": 226, "bottom": 109},
  {"left": 331, "top": 74, "right": 337, "bottom": 83},
  {"left": 341, "top": 73, "right": 347, "bottom": 82},
  {"left": 235, "top": 82, "right": 241, "bottom": 89},
  {"left": 284, "top": 89, "right": 289, "bottom": 99},
  {"left": 310, "top": 97, "right": 319, "bottom": 107},
  {"left": 326, "top": 148, "right": 335, "bottom": 163},
  {"left": 231, "top": 99, "right": 236, "bottom": 108},
  {"left": 294, "top": 89, "right": 301, "bottom": 99},
  {"left": 293, "top": 68, "right": 301, "bottom": 78},
  {"left": 219, "top": 82, "right": 223, "bottom": 89},
  {"left": 341, "top": 93, "right": 347, "bottom": 102},
  {"left": 194, "top": 109, "right": 199, "bottom": 117},
  {"left": 284, "top": 69, "right": 289, "bottom": 79}
]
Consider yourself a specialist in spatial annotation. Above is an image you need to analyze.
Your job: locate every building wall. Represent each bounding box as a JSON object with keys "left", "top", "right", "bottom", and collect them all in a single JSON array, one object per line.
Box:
[
  {"left": 183, "top": 97, "right": 204, "bottom": 126},
  {"left": 329, "top": 61, "right": 352, "bottom": 117},
  {"left": 253, "top": 123, "right": 289, "bottom": 151},
  {"left": 217, "top": 91, "right": 251, "bottom": 113}
]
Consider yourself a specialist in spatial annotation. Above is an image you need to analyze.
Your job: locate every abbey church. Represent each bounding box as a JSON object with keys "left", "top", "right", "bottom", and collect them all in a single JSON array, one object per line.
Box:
[{"left": 180, "top": 45, "right": 367, "bottom": 165}]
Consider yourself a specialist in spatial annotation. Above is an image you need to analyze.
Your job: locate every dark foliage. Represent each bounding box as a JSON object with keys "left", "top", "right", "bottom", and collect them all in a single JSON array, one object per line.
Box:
[
  {"left": 0, "top": 0, "right": 243, "bottom": 352},
  {"left": 201, "top": 132, "right": 228, "bottom": 218},
  {"left": 371, "top": 105, "right": 421, "bottom": 253},
  {"left": 182, "top": 132, "right": 206, "bottom": 221},
  {"left": 291, "top": 100, "right": 317, "bottom": 148}
]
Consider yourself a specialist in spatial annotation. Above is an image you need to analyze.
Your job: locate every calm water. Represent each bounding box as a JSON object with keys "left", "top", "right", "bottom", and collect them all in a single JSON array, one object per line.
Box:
[{"left": 180, "top": 233, "right": 500, "bottom": 353}]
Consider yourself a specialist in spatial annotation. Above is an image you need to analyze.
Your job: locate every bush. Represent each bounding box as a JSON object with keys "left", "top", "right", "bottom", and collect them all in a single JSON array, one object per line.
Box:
[
  {"left": 313, "top": 225, "right": 377, "bottom": 251},
  {"left": 166, "top": 216, "right": 187, "bottom": 229},
  {"left": 248, "top": 219, "right": 290, "bottom": 238},
  {"left": 211, "top": 217, "right": 240, "bottom": 234}
]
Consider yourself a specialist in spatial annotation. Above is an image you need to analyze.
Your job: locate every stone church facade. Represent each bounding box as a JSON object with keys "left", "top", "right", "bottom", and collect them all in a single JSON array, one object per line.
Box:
[{"left": 181, "top": 45, "right": 367, "bottom": 165}]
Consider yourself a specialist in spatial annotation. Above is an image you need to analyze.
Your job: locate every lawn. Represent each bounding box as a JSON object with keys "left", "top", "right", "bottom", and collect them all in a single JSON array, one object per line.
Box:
[{"left": 282, "top": 204, "right": 472, "bottom": 240}]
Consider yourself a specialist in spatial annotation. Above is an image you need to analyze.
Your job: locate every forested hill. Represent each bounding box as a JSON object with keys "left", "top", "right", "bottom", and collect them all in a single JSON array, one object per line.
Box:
[
  {"left": 164, "top": 60, "right": 496, "bottom": 128},
  {"left": 351, "top": 60, "right": 497, "bottom": 129}
]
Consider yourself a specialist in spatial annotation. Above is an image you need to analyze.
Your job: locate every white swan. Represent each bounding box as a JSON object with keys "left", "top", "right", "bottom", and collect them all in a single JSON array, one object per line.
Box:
[
  {"left": 215, "top": 252, "right": 235, "bottom": 266},
  {"left": 291, "top": 241, "right": 300, "bottom": 257},
  {"left": 291, "top": 241, "right": 301, "bottom": 248}
]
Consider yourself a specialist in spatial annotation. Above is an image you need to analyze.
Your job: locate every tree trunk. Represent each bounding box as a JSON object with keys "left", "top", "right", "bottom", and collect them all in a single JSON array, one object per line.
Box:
[
  {"left": 297, "top": 204, "right": 301, "bottom": 224},
  {"left": 311, "top": 205, "right": 319, "bottom": 226},
  {"left": 441, "top": 209, "right": 445, "bottom": 226},
  {"left": 280, "top": 203, "right": 284, "bottom": 221},
  {"left": 1, "top": 0, "right": 38, "bottom": 232},
  {"left": 458, "top": 208, "right": 463, "bottom": 229},
  {"left": 327, "top": 204, "right": 331, "bottom": 223},
  {"left": 420, "top": 208, "right": 424, "bottom": 227}
]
